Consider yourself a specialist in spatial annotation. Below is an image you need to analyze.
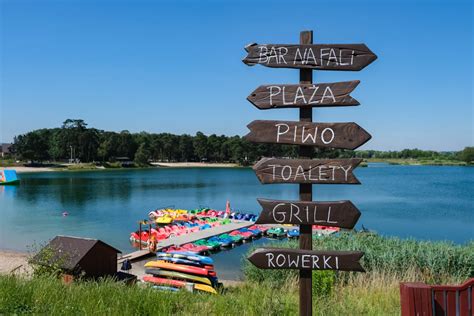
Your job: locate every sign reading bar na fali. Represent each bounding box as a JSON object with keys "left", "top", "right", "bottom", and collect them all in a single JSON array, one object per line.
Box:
[
  {"left": 245, "top": 120, "right": 371, "bottom": 150},
  {"left": 247, "top": 80, "right": 360, "bottom": 109},
  {"left": 243, "top": 43, "right": 377, "bottom": 70},
  {"left": 255, "top": 199, "right": 361, "bottom": 228},
  {"left": 242, "top": 30, "right": 376, "bottom": 316}
]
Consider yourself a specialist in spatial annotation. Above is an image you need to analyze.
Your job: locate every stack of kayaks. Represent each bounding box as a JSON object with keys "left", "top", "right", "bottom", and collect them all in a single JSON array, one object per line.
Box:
[{"left": 143, "top": 252, "right": 220, "bottom": 294}]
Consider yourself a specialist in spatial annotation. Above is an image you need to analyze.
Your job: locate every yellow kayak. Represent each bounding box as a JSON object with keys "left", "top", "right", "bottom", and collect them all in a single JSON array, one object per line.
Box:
[{"left": 194, "top": 283, "right": 217, "bottom": 294}]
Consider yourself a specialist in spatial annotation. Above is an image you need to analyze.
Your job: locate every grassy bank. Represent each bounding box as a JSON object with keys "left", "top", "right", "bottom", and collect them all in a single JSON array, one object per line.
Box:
[
  {"left": 0, "top": 273, "right": 400, "bottom": 315},
  {"left": 1, "top": 233, "right": 472, "bottom": 315},
  {"left": 366, "top": 158, "right": 468, "bottom": 166}
]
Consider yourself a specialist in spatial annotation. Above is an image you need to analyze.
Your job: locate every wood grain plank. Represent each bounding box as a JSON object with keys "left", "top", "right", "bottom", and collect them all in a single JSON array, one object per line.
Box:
[
  {"left": 255, "top": 198, "right": 360, "bottom": 228},
  {"left": 247, "top": 248, "right": 365, "bottom": 272},
  {"left": 253, "top": 157, "right": 363, "bottom": 184},
  {"left": 247, "top": 81, "right": 360, "bottom": 109},
  {"left": 245, "top": 120, "right": 371, "bottom": 150},
  {"left": 243, "top": 43, "right": 377, "bottom": 71}
]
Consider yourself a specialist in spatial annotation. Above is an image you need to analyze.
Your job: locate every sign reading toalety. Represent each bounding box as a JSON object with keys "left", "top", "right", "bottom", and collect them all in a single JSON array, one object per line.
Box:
[
  {"left": 243, "top": 43, "right": 377, "bottom": 71},
  {"left": 253, "top": 157, "right": 362, "bottom": 184}
]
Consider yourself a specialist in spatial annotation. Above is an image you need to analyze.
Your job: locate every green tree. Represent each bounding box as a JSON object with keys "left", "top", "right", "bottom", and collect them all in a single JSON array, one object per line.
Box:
[
  {"left": 13, "top": 130, "right": 50, "bottom": 162},
  {"left": 459, "top": 147, "right": 474, "bottom": 163},
  {"left": 134, "top": 143, "right": 151, "bottom": 165},
  {"left": 193, "top": 132, "right": 208, "bottom": 161}
]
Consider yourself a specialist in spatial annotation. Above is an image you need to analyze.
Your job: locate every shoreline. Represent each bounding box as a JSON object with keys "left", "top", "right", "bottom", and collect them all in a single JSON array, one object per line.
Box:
[
  {"left": 150, "top": 162, "right": 241, "bottom": 168},
  {"left": 0, "top": 249, "right": 242, "bottom": 285},
  {"left": 1, "top": 162, "right": 243, "bottom": 174},
  {"left": 1, "top": 159, "right": 468, "bottom": 174}
]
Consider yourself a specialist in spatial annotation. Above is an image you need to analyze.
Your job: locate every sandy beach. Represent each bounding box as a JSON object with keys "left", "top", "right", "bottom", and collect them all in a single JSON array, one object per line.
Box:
[
  {"left": 0, "top": 250, "right": 32, "bottom": 275},
  {"left": 1, "top": 162, "right": 241, "bottom": 174},
  {"left": 1, "top": 166, "right": 56, "bottom": 173},
  {"left": 151, "top": 162, "right": 240, "bottom": 168}
]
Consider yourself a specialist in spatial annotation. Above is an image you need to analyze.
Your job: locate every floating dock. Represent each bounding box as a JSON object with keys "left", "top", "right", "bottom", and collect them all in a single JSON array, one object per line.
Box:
[{"left": 118, "top": 219, "right": 253, "bottom": 264}]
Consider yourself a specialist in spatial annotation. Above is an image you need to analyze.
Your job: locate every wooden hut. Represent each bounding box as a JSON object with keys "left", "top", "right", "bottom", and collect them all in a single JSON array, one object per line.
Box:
[{"left": 32, "top": 236, "right": 122, "bottom": 279}]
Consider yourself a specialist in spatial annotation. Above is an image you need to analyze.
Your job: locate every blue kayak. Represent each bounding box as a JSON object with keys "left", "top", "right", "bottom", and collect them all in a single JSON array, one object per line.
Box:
[
  {"left": 156, "top": 252, "right": 214, "bottom": 265},
  {"left": 152, "top": 285, "right": 180, "bottom": 292},
  {"left": 158, "top": 256, "right": 213, "bottom": 268}
]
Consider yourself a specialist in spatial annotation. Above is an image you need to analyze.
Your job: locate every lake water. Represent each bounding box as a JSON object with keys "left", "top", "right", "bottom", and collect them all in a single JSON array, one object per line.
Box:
[{"left": 1, "top": 164, "right": 473, "bottom": 279}]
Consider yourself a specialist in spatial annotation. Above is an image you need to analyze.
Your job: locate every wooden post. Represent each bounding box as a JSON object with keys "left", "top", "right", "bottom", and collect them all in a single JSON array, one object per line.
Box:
[
  {"left": 299, "top": 30, "right": 313, "bottom": 316},
  {"left": 138, "top": 222, "right": 142, "bottom": 250}
]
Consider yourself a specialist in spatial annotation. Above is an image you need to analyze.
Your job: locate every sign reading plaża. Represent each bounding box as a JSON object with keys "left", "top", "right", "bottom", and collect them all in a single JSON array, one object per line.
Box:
[{"left": 247, "top": 80, "right": 360, "bottom": 109}]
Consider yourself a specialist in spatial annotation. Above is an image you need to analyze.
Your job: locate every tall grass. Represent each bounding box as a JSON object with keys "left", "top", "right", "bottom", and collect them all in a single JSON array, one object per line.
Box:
[
  {"left": 1, "top": 233, "right": 472, "bottom": 315},
  {"left": 0, "top": 275, "right": 299, "bottom": 315},
  {"left": 244, "top": 232, "right": 474, "bottom": 285}
]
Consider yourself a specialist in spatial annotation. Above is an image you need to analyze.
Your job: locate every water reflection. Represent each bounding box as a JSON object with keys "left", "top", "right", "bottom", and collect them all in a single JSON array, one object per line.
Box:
[{"left": 0, "top": 166, "right": 472, "bottom": 257}]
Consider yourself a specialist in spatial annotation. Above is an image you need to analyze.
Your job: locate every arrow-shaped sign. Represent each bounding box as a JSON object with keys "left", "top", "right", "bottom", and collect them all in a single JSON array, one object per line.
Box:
[
  {"left": 253, "top": 157, "right": 362, "bottom": 184},
  {"left": 247, "top": 81, "right": 360, "bottom": 110},
  {"left": 245, "top": 120, "right": 371, "bottom": 150},
  {"left": 247, "top": 248, "right": 365, "bottom": 272},
  {"left": 255, "top": 199, "right": 360, "bottom": 228},
  {"left": 243, "top": 43, "right": 377, "bottom": 71}
]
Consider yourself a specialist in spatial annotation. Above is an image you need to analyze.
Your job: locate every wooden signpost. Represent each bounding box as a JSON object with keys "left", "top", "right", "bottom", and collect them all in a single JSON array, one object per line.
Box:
[
  {"left": 247, "top": 80, "right": 360, "bottom": 109},
  {"left": 248, "top": 248, "right": 365, "bottom": 272},
  {"left": 242, "top": 30, "right": 376, "bottom": 316},
  {"left": 245, "top": 120, "right": 371, "bottom": 149},
  {"left": 255, "top": 199, "right": 361, "bottom": 228},
  {"left": 243, "top": 43, "right": 377, "bottom": 70},
  {"left": 253, "top": 158, "right": 363, "bottom": 184}
]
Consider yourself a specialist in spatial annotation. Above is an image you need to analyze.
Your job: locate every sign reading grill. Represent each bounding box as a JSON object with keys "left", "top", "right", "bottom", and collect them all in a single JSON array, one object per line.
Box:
[{"left": 255, "top": 199, "right": 360, "bottom": 228}]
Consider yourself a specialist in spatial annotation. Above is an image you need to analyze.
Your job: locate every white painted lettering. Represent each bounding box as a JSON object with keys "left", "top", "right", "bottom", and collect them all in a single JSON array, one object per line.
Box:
[
  {"left": 275, "top": 123, "right": 290, "bottom": 143},
  {"left": 266, "top": 253, "right": 275, "bottom": 267}
]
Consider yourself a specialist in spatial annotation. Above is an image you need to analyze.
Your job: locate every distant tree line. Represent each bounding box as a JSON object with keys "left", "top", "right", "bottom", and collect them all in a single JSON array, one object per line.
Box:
[{"left": 9, "top": 119, "right": 474, "bottom": 165}]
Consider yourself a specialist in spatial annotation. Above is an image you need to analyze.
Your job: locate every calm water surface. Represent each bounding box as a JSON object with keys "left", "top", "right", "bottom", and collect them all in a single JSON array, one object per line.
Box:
[{"left": 1, "top": 164, "right": 473, "bottom": 279}]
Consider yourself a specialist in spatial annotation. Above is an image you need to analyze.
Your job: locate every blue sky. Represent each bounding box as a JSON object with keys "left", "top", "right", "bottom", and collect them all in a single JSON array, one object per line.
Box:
[{"left": 1, "top": 0, "right": 472, "bottom": 150}]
